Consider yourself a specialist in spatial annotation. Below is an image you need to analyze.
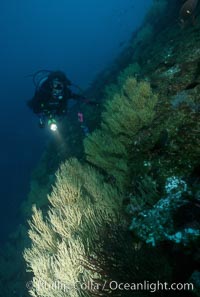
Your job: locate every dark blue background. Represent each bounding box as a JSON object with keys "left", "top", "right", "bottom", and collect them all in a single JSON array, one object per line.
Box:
[{"left": 0, "top": 0, "right": 152, "bottom": 242}]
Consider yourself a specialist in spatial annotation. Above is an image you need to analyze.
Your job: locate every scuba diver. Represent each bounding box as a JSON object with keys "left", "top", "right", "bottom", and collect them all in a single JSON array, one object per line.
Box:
[{"left": 27, "top": 70, "right": 94, "bottom": 132}]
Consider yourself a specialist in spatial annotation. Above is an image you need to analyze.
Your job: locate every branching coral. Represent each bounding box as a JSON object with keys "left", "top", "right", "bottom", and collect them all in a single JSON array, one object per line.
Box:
[
  {"left": 84, "top": 78, "right": 158, "bottom": 190},
  {"left": 24, "top": 158, "right": 123, "bottom": 297},
  {"left": 117, "top": 63, "right": 141, "bottom": 86}
]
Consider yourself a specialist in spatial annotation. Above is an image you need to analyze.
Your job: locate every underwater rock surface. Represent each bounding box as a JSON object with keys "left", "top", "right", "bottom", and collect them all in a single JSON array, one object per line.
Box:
[{"left": 0, "top": 0, "right": 200, "bottom": 296}]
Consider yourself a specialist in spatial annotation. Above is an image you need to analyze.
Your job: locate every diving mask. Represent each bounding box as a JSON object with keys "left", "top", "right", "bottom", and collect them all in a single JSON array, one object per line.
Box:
[{"left": 52, "top": 78, "right": 64, "bottom": 100}]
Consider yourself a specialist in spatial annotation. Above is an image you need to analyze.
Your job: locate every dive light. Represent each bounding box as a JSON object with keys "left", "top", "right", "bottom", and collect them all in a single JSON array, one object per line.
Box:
[{"left": 48, "top": 118, "right": 58, "bottom": 132}]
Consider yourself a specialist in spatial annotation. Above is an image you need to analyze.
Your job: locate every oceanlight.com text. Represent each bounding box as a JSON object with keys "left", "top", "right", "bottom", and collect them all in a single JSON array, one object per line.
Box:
[
  {"left": 26, "top": 279, "right": 194, "bottom": 293},
  {"left": 108, "top": 280, "right": 194, "bottom": 292}
]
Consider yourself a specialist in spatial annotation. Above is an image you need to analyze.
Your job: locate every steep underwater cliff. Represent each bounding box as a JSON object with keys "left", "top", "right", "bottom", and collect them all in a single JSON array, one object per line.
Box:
[{"left": 0, "top": 0, "right": 200, "bottom": 296}]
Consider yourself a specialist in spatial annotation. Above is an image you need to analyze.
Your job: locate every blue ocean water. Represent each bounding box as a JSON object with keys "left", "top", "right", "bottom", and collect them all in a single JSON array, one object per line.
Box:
[{"left": 0, "top": 0, "right": 152, "bottom": 242}]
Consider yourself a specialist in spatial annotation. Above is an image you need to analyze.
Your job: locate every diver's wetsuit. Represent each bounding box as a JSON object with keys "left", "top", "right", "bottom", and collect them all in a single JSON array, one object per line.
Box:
[
  {"left": 28, "top": 76, "right": 82, "bottom": 116},
  {"left": 27, "top": 71, "right": 97, "bottom": 132}
]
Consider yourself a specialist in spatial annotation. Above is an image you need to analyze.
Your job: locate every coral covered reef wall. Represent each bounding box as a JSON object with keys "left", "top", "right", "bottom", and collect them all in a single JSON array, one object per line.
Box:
[{"left": 0, "top": 1, "right": 200, "bottom": 296}]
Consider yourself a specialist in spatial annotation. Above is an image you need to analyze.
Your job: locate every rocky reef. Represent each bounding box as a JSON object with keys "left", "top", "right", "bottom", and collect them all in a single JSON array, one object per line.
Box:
[{"left": 0, "top": 0, "right": 200, "bottom": 296}]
